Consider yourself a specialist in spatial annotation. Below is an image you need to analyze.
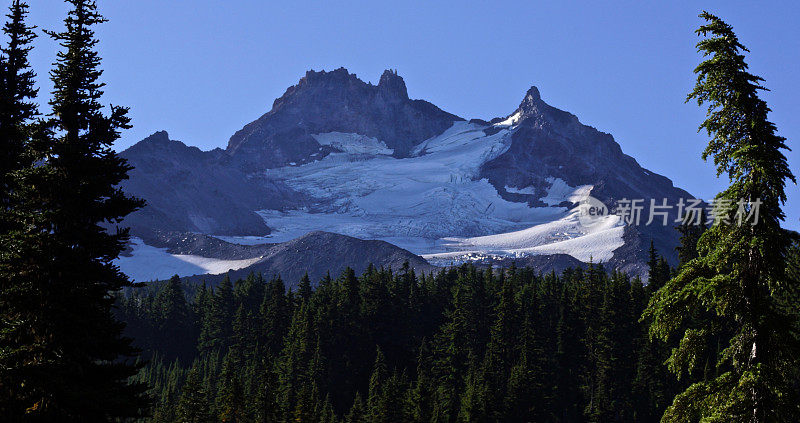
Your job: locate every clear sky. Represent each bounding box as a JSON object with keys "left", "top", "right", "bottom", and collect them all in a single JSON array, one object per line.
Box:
[{"left": 17, "top": 0, "right": 800, "bottom": 230}]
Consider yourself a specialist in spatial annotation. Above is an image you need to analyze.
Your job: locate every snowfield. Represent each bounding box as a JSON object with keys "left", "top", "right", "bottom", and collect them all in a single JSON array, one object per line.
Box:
[
  {"left": 252, "top": 122, "right": 625, "bottom": 266},
  {"left": 311, "top": 132, "right": 394, "bottom": 155},
  {"left": 116, "top": 122, "right": 626, "bottom": 280},
  {"left": 116, "top": 122, "right": 627, "bottom": 280},
  {"left": 115, "top": 238, "right": 262, "bottom": 282}
]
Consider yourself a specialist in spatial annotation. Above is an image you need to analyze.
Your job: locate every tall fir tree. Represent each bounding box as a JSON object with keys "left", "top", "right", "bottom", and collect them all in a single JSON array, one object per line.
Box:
[
  {"left": 176, "top": 363, "right": 213, "bottom": 423},
  {"left": 2, "top": 0, "right": 148, "bottom": 420},
  {"left": 675, "top": 209, "right": 707, "bottom": 268},
  {"left": 198, "top": 275, "right": 235, "bottom": 354},
  {"left": 644, "top": 12, "right": 800, "bottom": 422},
  {"left": 153, "top": 275, "right": 195, "bottom": 363},
  {"left": 0, "top": 0, "right": 36, "bottom": 200},
  {"left": 0, "top": 0, "right": 41, "bottom": 416}
]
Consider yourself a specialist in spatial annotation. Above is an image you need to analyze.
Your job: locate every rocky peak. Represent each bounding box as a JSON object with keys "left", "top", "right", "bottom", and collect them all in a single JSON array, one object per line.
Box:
[
  {"left": 298, "top": 67, "right": 362, "bottom": 88},
  {"left": 140, "top": 130, "right": 170, "bottom": 145},
  {"left": 225, "top": 67, "right": 461, "bottom": 168},
  {"left": 522, "top": 85, "right": 542, "bottom": 104},
  {"left": 511, "top": 85, "right": 581, "bottom": 131},
  {"left": 377, "top": 69, "right": 408, "bottom": 102}
]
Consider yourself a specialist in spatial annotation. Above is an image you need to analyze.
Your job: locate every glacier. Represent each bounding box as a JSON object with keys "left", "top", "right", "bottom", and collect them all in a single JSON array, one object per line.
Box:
[{"left": 246, "top": 121, "right": 625, "bottom": 266}]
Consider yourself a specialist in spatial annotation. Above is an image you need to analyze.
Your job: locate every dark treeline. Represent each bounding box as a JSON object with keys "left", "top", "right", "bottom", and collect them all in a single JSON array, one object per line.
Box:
[{"left": 119, "top": 250, "right": 681, "bottom": 423}]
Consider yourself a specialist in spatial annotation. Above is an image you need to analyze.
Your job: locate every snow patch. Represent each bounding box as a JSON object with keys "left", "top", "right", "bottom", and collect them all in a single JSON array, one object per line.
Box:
[
  {"left": 540, "top": 177, "right": 593, "bottom": 206},
  {"left": 494, "top": 110, "right": 523, "bottom": 127},
  {"left": 115, "top": 238, "right": 262, "bottom": 282},
  {"left": 312, "top": 132, "right": 393, "bottom": 155},
  {"left": 427, "top": 208, "right": 624, "bottom": 263},
  {"left": 505, "top": 185, "right": 536, "bottom": 195},
  {"left": 254, "top": 122, "right": 626, "bottom": 264}
]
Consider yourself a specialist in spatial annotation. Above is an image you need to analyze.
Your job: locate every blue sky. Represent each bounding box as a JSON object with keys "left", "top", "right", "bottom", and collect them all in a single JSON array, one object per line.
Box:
[{"left": 19, "top": 1, "right": 800, "bottom": 230}]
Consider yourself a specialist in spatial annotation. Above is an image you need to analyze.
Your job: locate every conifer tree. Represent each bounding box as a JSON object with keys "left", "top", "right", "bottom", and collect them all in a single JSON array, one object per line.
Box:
[
  {"left": 345, "top": 392, "right": 366, "bottom": 423},
  {"left": 675, "top": 209, "right": 707, "bottom": 268},
  {"left": 553, "top": 282, "right": 583, "bottom": 422},
  {"left": 0, "top": 0, "right": 41, "bottom": 415},
  {"left": 405, "top": 341, "right": 434, "bottom": 423},
  {"left": 154, "top": 275, "right": 194, "bottom": 362},
  {"left": 199, "top": 275, "right": 235, "bottom": 354},
  {"left": 217, "top": 352, "right": 246, "bottom": 423},
  {"left": 261, "top": 276, "right": 290, "bottom": 356},
  {"left": 0, "top": 0, "right": 36, "bottom": 199},
  {"left": 276, "top": 300, "right": 315, "bottom": 418},
  {"left": 2, "top": 0, "right": 148, "bottom": 419},
  {"left": 367, "top": 347, "right": 389, "bottom": 421},
  {"left": 177, "top": 364, "right": 212, "bottom": 423},
  {"left": 645, "top": 12, "right": 800, "bottom": 422}
]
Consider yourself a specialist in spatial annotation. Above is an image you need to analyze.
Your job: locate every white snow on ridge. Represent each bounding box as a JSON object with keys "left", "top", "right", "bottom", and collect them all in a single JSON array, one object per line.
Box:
[
  {"left": 254, "top": 122, "right": 626, "bottom": 265},
  {"left": 115, "top": 238, "right": 261, "bottom": 282},
  {"left": 494, "top": 110, "right": 523, "bottom": 127},
  {"left": 431, "top": 208, "right": 623, "bottom": 263},
  {"left": 541, "top": 177, "right": 593, "bottom": 206},
  {"left": 116, "top": 122, "right": 626, "bottom": 281},
  {"left": 260, "top": 122, "right": 545, "bottom": 244},
  {"left": 505, "top": 178, "right": 593, "bottom": 205},
  {"left": 312, "top": 132, "right": 393, "bottom": 155}
]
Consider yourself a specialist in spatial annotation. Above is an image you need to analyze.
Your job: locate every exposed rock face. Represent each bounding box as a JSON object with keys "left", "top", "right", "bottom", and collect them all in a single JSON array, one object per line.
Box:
[
  {"left": 225, "top": 68, "right": 463, "bottom": 171},
  {"left": 136, "top": 230, "right": 276, "bottom": 260},
  {"left": 480, "top": 87, "right": 693, "bottom": 273},
  {"left": 119, "top": 68, "right": 697, "bottom": 281},
  {"left": 183, "top": 231, "right": 436, "bottom": 288},
  {"left": 120, "top": 131, "right": 301, "bottom": 238}
]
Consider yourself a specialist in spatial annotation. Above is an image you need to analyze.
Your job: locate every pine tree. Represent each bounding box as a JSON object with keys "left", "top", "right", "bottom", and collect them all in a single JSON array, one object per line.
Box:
[
  {"left": 457, "top": 364, "right": 488, "bottom": 423},
  {"left": 553, "top": 281, "right": 584, "bottom": 422},
  {"left": 345, "top": 392, "right": 366, "bottom": 423},
  {"left": 260, "top": 276, "right": 290, "bottom": 356},
  {"left": 298, "top": 272, "right": 313, "bottom": 304},
  {"left": 405, "top": 341, "right": 434, "bottom": 423},
  {"left": 217, "top": 351, "right": 246, "bottom": 423},
  {"left": 644, "top": 12, "right": 800, "bottom": 422},
  {"left": 0, "top": 0, "right": 41, "bottom": 416},
  {"left": 367, "top": 347, "right": 389, "bottom": 422},
  {"left": 153, "top": 275, "right": 194, "bottom": 362},
  {"left": 675, "top": 209, "right": 707, "bottom": 268},
  {"left": 177, "top": 363, "right": 212, "bottom": 423},
  {"left": 0, "top": 0, "right": 36, "bottom": 200},
  {"left": 199, "top": 275, "right": 235, "bottom": 354},
  {"left": 479, "top": 272, "right": 520, "bottom": 419},
  {"left": 276, "top": 300, "right": 315, "bottom": 419},
  {"left": 1, "top": 0, "right": 148, "bottom": 419}
]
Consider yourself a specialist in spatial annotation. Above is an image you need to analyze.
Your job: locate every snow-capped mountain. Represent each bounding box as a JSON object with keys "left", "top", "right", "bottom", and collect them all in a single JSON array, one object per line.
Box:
[{"left": 117, "top": 68, "right": 693, "bottom": 283}]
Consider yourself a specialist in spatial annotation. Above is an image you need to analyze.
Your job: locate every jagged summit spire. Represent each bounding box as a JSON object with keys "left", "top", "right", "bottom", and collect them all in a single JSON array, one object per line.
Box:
[
  {"left": 517, "top": 85, "right": 545, "bottom": 112},
  {"left": 525, "top": 85, "right": 541, "bottom": 101},
  {"left": 378, "top": 69, "right": 408, "bottom": 101}
]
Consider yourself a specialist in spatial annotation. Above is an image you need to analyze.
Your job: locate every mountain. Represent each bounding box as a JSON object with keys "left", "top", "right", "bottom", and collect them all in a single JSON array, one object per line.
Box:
[
  {"left": 226, "top": 68, "right": 462, "bottom": 170},
  {"left": 184, "top": 231, "right": 436, "bottom": 286},
  {"left": 117, "top": 230, "right": 433, "bottom": 287},
  {"left": 120, "top": 131, "right": 299, "bottom": 236},
  {"left": 117, "top": 67, "right": 694, "bottom": 282}
]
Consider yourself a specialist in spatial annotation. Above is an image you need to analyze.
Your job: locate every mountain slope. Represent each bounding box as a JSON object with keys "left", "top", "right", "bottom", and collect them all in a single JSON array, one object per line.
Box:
[
  {"left": 117, "top": 231, "right": 434, "bottom": 288},
  {"left": 118, "top": 68, "right": 695, "bottom": 281},
  {"left": 226, "top": 68, "right": 463, "bottom": 171},
  {"left": 120, "top": 131, "right": 301, "bottom": 237}
]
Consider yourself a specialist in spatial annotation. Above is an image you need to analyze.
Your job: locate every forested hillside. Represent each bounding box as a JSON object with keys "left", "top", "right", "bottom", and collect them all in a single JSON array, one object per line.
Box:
[{"left": 119, "top": 251, "right": 679, "bottom": 423}]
